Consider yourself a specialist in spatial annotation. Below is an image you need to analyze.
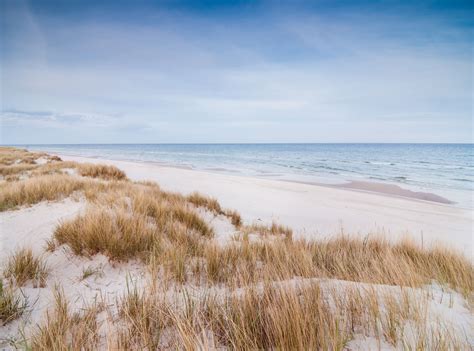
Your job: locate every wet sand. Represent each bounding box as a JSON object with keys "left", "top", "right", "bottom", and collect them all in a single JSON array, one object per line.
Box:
[{"left": 333, "top": 180, "right": 455, "bottom": 204}]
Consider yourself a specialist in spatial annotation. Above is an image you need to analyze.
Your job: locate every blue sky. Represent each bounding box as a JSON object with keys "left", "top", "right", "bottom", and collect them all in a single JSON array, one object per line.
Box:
[{"left": 1, "top": 0, "right": 472, "bottom": 144}]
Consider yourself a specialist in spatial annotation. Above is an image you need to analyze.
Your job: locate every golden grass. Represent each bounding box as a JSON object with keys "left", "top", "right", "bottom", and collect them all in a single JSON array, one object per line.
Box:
[
  {"left": 0, "top": 164, "right": 38, "bottom": 176},
  {"left": 223, "top": 209, "right": 242, "bottom": 227},
  {"left": 187, "top": 191, "right": 222, "bottom": 214},
  {"left": 0, "top": 147, "right": 57, "bottom": 176},
  {"left": 245, "top": 220, "right": 293, "bottom": 237},
  {"left": 0, "top": 281, "right": 28, "bottom": 326},
  {"left": 76, "top": 163, "right": 127, "bottom": 181},
  {"left": 28, "top": 281, "right": 464, "bottom": 350},
  {"left": 54, "top": 183, "right": 214, "bottom": 262},
  {"left": 205, "top": 283, "right": 352, "bottom": 349},
  {"left": 0, "top": 148, "right": 125, "bottom": 182},
  {"left": 55, "top": 208, "right": 157, "bottom": 261},
  {"left": 196, "top": 235, "right": 474, "bottom": 294},
  {"left": 23, "top": 282, "right": 469, "bottom": 350},
  {"left": 29, "top": 161, "right": 79, "bottom": 176},
  {"left": 101, "top": 281, "right": 468, "bottom": 350},
  {"left": 0, "top": 174, "right": 85, "bottom": 211},
  {"left": 187, "top": 191, "right": 242, "bottom": 227},
  {"left": 3, "top": 248, "right": 49, "bottom": 287},
  {"left": 29, "top": 286, "right": 100, "bottom": 350},
  {"left": 116, "top": 283, "right": 169, "bottom": 349},
  {"left": 0, "top": 147, "right": 47, "bottom": 166}
]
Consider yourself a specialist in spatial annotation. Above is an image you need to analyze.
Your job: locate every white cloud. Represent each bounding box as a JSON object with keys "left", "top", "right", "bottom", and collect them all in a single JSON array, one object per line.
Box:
[{"left": 1, "top": 2, "right": 472, "bottom": 143}]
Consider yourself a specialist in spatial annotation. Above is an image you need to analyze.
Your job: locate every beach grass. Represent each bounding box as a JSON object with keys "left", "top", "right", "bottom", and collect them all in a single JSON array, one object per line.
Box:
[
  {"left": 26, "top": 280, "right": 470, "bottom": 350},
  {"left": 28, "top": 286, "right": 100, "bottom": 350},
  {"left": 76, "top": 163, "right": 127, "bottom": 181},
  {"left": 0, "top": 174, "right": 86, "bottom": 211},
  {"left": 1, "top": 147, "right": 473, "bottom": 349},
  {"left": 187, "top": 191, "right": 242, "bottom": 227},
  {"left": 3, "top": 248, "right": 49, "bottom": 287},
  {"left": 0, "top": 281, "right": 28, "bottom": 327}
]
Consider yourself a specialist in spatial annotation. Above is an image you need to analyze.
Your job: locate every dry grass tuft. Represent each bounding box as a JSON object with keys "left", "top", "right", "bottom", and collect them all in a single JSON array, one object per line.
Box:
[
  {"left": 116, "top": 282, "right": 169, "bottom": 349},
  {"left": 246, "top": 221, "right": 293, "bottom": 238},
  {"left": 224, "top": 209, "right": 242, "bottom": 227},
  {"left": 187, "top": 191, "right": 242, "bottom": 227},
  {"left": 77, "top": 163, "right": 127, "bottom": 180},
  {"left": 55, "top": 183, "right": 214, "bottom": 261},
  {"left": 0, "top": 281, "right": 28, "bottom": 326},
  {"left": 3, "top": 248, "right": 49, "bottom": 287},
  {"left": 187, "top": 191, "right": 222, "bottom": 214},
  {"left": 0, "top": 174, "right": 85, "bottom": 211},
  {"left": 205, "top": 283, "right": 351, "bottom": 349},
  {"left": 29, "top": 286, "right": 100, "bottom": 350},
  {"left": 55, "top": 208, "right": 157, "bottom": 261}
]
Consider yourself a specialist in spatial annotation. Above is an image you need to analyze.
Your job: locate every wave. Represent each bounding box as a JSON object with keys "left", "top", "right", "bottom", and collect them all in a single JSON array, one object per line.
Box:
[
  {"left": 393, "top": 176, "right": 408, "bottom": 182},
  {"left": 369, "top": 176, "right": 387, "bottom": 181},
  {"left": 452, "top": 178, "right": 473, "bottom": 183},
  {"left": 365, "top": 161, "right": 396, "bottom": 166}
]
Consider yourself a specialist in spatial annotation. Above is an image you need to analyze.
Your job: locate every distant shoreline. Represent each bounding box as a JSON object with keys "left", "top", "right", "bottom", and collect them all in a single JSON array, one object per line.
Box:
[{"left": 32, "top": 148, "right": 457, "bottom": 207}]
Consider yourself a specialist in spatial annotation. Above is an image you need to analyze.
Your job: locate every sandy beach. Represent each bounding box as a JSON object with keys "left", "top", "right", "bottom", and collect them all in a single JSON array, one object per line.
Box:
[
  {"left": 56, "top": 154, "right": 473, "bottom": 256},
  {"left": 3, "top": 0, "right": 472, "bottom": 347},
  {"left": 1, "top": 148, "right": 473, "bottom": 349}
]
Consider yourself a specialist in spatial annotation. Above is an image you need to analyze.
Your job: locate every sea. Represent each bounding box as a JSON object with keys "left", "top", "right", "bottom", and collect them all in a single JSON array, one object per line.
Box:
[{"left": 24, "top": 143, "right": 473, "bottom": 209}]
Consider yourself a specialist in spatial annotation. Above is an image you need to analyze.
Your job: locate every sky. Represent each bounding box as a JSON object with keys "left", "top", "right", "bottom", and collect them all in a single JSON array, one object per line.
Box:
[{"left": 0, "top": 0, "right": 472, "bottom": 144}]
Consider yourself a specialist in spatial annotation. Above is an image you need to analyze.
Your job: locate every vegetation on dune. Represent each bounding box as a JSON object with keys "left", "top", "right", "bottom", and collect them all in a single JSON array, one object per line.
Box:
[
  {"left": 0, "top": 164, "right": 38, "bottom": 176},
  {"left": 0, "top": 147, "right": 49, "bottom": 166},
  {"left": 1, "top": 147, "right": 473, "bottom": 350},
  {"left": 0, "top": 281, "right": 28, "bottom": 327},
  {"left": 3, "top": 248, "right": 49, "bottom": 287},
  {"left": 54, "top": 185, "right": 215, "bottom": 261},
  {"left": 0, "top": 147, "right": 127, "bottom": 189},
  {"left": 26, "top": 281, "right": 471, "bottom": 350},
  {"left": 0, "top": 174, "right": 86, "bottom": 211},
  {"left": 54, "top": 182, "right": 474, "bottom": 293},
  {"left": 187, "top": 191, "right": 242, "bottom": 227},
  {"left": 28, "top": 286, "right": 100, "bottom": 350},
  {"left": 187, "top": 191, "right": 223, "bottom": 214},
  {"left": 204, "top": 234, "right": 474, "bottom": 292},
  {"left": 76, "top": 163, "right": 127, "bottom": 181}
]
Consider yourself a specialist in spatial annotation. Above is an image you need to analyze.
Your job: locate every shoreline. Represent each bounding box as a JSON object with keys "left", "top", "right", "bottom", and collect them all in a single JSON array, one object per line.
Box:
[
  {"left": 34, "top": 149, "right": 458, "bottom": 207},
  {"left": 49, "top": 152, "right": 473, "bottom": 256}
]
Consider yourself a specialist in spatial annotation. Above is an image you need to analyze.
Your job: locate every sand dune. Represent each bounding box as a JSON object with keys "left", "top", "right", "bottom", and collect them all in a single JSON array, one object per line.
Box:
[
  {"left": 1, "top": 148, "right": 472, "bottom": 349},
  {"left": 57, "top": 154, "right": 473, "bottom": 256}
]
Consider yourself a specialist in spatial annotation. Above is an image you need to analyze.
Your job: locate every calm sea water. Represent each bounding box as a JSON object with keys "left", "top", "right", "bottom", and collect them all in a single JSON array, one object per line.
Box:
[{"left": 26, "top": 144, "right": 473, "bottom": 208}]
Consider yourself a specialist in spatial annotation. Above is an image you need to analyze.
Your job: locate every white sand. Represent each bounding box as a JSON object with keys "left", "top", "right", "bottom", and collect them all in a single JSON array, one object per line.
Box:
[
  {"left": 1, "top": 155, "right": 472, "bottom": 348},
  {"left": 0, "top": 198, "right": 85, "bottom": 261},
  {"left": 58, "top": 155, "right": 473, "bottom": 256},
  {"left": 0, "top": 199, "right": 148, "bottom": 344}
]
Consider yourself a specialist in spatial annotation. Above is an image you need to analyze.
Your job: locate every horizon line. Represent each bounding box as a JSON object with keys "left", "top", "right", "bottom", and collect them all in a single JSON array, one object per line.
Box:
[{"left": 4, "top": 142, "right": 473, "bottom": 146}]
